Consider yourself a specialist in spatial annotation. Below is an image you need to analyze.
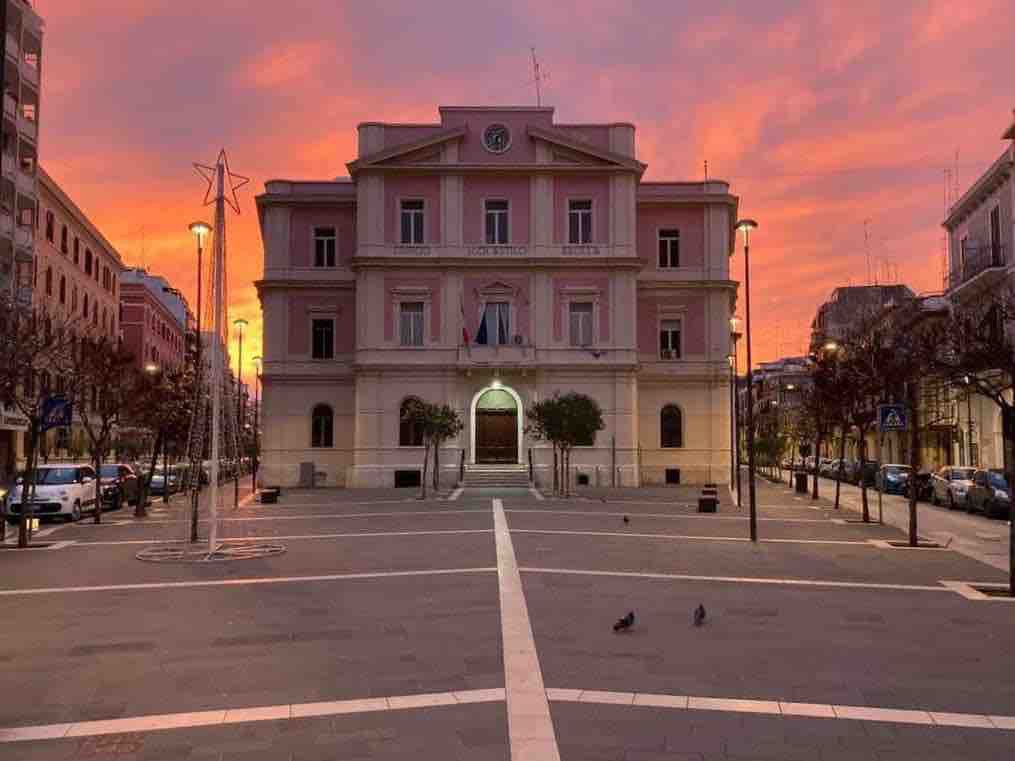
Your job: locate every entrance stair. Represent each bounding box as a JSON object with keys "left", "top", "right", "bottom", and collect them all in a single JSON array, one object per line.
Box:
[{"left": 462, "top": 464, "right": 530, "bottom": 488}]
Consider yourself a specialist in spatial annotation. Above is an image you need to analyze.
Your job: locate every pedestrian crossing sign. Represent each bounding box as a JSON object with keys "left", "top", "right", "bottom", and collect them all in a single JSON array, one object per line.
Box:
[{"left": 878, "top": 404, "right": 908, "bottom": 432}]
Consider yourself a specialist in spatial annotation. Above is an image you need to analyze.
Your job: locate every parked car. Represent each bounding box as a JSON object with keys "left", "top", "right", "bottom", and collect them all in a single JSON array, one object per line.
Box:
[
  {"left": 931, "top": 466, "right": 976, "bottom": 509},
  {"left": 966, "top": 470, "right": 1010, "bottom": 519},
  {"left": 98, "top": 464, "right": 140, "bottom": 510},
  {"left": 4, "top": 465, "right": 98, "bottom": 523},
  {"left": 875, "top": 464, "right": 912, "bottom": 495},
  {"left": 855, "top": 460, "right": 879, "bottom": 487},
  {"left": 818, "top": 458, "right": 836, "bottom": 477},
  {"left": 904, "top": 470, "right": 933, "bottom": 502}
]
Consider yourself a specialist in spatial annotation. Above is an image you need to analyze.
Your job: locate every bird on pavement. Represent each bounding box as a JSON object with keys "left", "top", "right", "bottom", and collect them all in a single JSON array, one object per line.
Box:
[
  {"left": 613, "top": 611, "right": 635, "bottom": 632},
  {"left": 623, "top": 515, "right": 630, "bottom": 524},
  {"left": 693, "top": 604, "right": 706, "bottom": 627}
]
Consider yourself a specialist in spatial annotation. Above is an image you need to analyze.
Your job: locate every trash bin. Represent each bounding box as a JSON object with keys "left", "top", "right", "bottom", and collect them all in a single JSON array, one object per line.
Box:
[
  {"left": 698, "top": 487, "right": 718, "bottom": 513},
  {"left": 260, "top": 489, "right": 279, "bottom": 504},
  {"left": 794, "top": 472, "right": 808, "bottom": 494}
]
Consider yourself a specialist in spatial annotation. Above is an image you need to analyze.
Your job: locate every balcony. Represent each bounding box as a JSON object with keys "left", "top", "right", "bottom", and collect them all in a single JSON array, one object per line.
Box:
[
  {"left": 948, "top": 243, "right": 1008, "bottom": 297},
  {"left": 457, "top": 341, "right": 533, "bottom": 367}
]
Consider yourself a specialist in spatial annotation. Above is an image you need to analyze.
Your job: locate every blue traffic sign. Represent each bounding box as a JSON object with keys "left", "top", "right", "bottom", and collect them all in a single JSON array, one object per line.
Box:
[
  {"left": 40, "top": 395, "right": 72, "bottom": 432},
  {"left": 878, "top": 404, "right": 908, "bottom": 432}
]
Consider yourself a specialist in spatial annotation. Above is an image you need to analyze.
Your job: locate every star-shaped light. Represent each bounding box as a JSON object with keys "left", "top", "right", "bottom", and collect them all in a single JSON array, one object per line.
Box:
[{"left": 194, "top": 149, "right": 249, "bottom": 214}]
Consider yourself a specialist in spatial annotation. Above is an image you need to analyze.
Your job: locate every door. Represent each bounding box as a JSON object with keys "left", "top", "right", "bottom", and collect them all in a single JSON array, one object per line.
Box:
[{"left": 476, "top": 410, "right": 518, "bottom": 463}]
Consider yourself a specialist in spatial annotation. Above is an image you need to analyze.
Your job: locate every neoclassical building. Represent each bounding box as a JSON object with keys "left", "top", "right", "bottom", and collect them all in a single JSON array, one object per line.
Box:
[{"left": 256, "top": 106, "right": 739, "bottom": 488}]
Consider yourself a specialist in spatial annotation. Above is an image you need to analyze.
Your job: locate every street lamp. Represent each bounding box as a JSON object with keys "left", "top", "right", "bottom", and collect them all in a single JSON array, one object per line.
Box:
[
  {"left": 736, "top": 218, "right": 759, "bottom": 542},
  {"left": 730, "top": 316, "right": 743, "bottom": 506},
  {"left": 251, "top": 355, "right": 261, "bottom": 492},
  {"left": 188, "top": 222, "right": 211, "bottom": 376},
  {"left": 233, "top": 318, "right": 247, "bottom": 508},
  {"left": 144, "top": 362, "right": 159, "bottom": 375}
]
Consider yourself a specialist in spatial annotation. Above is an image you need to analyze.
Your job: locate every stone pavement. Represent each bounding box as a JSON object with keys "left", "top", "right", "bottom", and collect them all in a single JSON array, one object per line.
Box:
[{"left": 0, "top": 480, "right": 1013, "bottom": 760}]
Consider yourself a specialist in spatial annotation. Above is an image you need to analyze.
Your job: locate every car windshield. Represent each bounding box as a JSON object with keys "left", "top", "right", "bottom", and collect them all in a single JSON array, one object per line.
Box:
[
  {"left": 100, "top": 466, "right": 121, "bottom": 477},
  {"left": 950, "top": 468, "right": 975, "bottom": 481},
  {"left": 884, "top": 466, "right": 910, "bottom": 475},
  {"left": 34, "top": 468, "right": 79, "bottom": 485},
  {"left": 988, "top": 473, "right": 1009, "bottom": 489}
]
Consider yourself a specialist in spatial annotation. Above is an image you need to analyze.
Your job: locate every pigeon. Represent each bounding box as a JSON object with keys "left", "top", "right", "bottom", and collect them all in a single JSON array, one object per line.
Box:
[
  {"left": 623, "top": 515, "right": 630, "bottom": 524},
  {"left": 613, "top": 611, "right": 635, "bottom": 632},
  {"left": 693, "top": 604, "right": 706, "bottom": 627}
]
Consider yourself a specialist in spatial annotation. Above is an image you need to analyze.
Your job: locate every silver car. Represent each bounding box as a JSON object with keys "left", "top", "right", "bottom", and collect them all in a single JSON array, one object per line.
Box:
[{"left": 931, "top": 466, "right": 976, "bottom": 509}]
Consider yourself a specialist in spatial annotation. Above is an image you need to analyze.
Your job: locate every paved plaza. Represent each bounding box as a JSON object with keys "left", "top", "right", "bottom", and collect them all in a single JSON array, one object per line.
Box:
[{"left": 1, "top": 478, "right": 1014, "bottom": 760}]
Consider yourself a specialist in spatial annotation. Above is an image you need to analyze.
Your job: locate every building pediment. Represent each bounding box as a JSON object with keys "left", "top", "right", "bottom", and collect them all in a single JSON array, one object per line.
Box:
[
  {"left": 527, "top": 126, "right": 646, "bottom": 174},
  {"left": 347, "top": 126, "right": 468, "bottom": 176}
]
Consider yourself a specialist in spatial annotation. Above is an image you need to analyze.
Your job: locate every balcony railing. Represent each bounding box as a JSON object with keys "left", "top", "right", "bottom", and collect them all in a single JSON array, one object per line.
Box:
[{"left": 949, "top": 243, "right": 1007, "bottom": 290}]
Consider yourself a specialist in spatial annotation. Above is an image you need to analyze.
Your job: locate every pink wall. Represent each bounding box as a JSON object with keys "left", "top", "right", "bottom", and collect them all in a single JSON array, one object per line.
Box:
[
  {"left": 636, "top": 290, "right": 707, "bottom": 356},
  {"left": 288, "top": 290, "right": 356, "bottom": 355},
  {"left": 463, "top": 275, "right": 531, "bottom": 341},
  {"left": 290, "top": 205, "right": 356, "bottom": 267},
  {"left": 555, "top": 125, "right": 611, "bottom": 151},
  {"left": 441, "top": 110, "right": 551, "bottom": 165},
  {"left": 382, "top": 125, "right": 446, "bottom": 150},
  {"left": 636, "top": 205, "right": 705, "bottom": 268},
  {"left": 553, "top": 175, "right": 611, "bottom": 244},
  {"left": 462, "top": 175, "right": 531, "bottom": 244},
  {"left": 384, "top": 176, "right": 442, "bottom": 244},
  {"left": 383, "top": 274, "right": 443, "bottom": 342},
  {"left": 552, "top": 274, "right": 611, "bottom": 342}
]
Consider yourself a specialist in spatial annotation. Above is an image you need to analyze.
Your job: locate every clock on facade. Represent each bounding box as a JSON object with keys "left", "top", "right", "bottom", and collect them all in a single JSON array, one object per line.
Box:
[{"left": 482, "top": 124, "right": 511, "bottom": 153}]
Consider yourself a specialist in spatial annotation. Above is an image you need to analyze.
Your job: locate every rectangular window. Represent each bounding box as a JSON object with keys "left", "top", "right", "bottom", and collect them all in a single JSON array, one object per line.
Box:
[
  {"left": 399, "top": 302, "right": 424, "bottom": 346},
  {"left": 400, "top": 200, "right": 424, "bottom": 245},
  {"left": 311, "top": 318, "right": 335, "bottom": 360},
  {"left": 569, "top": 302, "right": 594, "bottom": 347},
  {"left": 313, "top": 227, "right": 336, "bottom": 267},
  {"left": 568, "top": 200, "right": 593, "bottom": 244},
  {"left": 485, "top": 199, "right": 509, "bottom": 244},
  {"left": 478, "top": 301, "right": 510, "bottom": 345},
  {"left": 658, "top": 228, "right": 680, "bottom": 268},
  {"left": 659, "top": 319, "right": 682, "bottom": 360},
  {"left": 990, "top": 206, "right": 1002, "bottom": 262}
]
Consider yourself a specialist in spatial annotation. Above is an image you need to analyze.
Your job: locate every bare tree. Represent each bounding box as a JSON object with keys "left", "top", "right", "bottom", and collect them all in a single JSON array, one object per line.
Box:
[
  {"left": 0, "top": 298, "right": 75, "bottom": 547},
  {"left": 930, "top": 283, "right": 1015, "bottom": 593}
]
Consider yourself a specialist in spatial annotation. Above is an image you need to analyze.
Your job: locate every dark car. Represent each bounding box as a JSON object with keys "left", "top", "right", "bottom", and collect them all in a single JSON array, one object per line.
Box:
[
  {"left": 857, "top": 461, "right": 880, "bottom": 487},
  {"left": 967, "top": 470, "right": 1010, "bottom": 520},
  {"left": 876, "top": 464, "right": 912, "bottom": 495},
  {"left": 99, "top": 464, "right": 140, "bottom": 509}
]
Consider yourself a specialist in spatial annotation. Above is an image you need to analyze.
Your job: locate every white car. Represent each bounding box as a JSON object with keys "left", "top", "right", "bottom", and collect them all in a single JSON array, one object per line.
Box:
[{"left": 5, "top": 465, "right": 98, "bottom": 523}]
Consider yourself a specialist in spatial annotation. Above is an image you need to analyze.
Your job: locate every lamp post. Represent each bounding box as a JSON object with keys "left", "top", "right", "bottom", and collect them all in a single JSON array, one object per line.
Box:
[
  {"left": 730, "top": 316, "right": 743, "bottom": 505},
  {"left": 251, "top": 355, "right": 261, "bottom": 492},
  {"left": 736, "top": 219, "right": 759, "bottom": 542},
  {"left": 233, "top": 318, "right": 247, "bottom": 508},
  {"left": 187, "top": 222, "right": 210, "bottom": 537}
]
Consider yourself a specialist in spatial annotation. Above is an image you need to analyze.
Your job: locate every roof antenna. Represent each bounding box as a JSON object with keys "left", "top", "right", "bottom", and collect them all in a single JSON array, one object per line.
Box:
[
  {"left": 530, "top": 48, "right": 549, "bottom": 107},
  {"left": 863, "top": 219, "right": 871, "bottom": 285}
]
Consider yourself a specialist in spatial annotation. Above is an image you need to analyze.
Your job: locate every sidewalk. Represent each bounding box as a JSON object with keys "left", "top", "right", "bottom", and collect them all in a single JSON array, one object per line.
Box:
[{"left": 760, "top": 468, "right": 1011, "bottom": 572}]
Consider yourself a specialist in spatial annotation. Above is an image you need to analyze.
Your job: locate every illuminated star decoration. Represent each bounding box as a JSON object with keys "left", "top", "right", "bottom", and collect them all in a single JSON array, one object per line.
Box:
[{"left": 194, "top": 149, "right": 249, "bottom": 214}]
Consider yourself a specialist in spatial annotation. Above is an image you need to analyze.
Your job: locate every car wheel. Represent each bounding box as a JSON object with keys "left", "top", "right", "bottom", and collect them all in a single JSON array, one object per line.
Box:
[
  {"left": 948, "top": 492, "right": 957, "bottom": 510},
  {"left": 113, "top": 492, "right": 123, "bottom": 512},
  {"left": 70, "top": 501, "right": 81, "bottom": 522}
]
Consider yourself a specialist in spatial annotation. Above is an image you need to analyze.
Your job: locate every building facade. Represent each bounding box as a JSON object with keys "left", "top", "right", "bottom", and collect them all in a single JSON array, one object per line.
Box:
[
  {"left": 257, "top": 106, "right": 739, "bottom": 489},
  {"left": 0, "top": 0, "right": 42, "bottom": 301},
  {"left": 810, "top": 284, "right": 915, "bottom": 353},
  {"left": 22, "top": 166, "right": 124, "bottom": 467},
  {"left": 120, "top": 268, "right": 192, "bottom": 372},
  {"left": 942, "top": 110, "right": 1015, "bottom": 471}
]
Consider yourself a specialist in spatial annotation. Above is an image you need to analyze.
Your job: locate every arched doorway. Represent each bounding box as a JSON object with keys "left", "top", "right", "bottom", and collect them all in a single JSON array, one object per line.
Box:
[{"left": 470, "top": 385, "right": 522, "bottom": 464}]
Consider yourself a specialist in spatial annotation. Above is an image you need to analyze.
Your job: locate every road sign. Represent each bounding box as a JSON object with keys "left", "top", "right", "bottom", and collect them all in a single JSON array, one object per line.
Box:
[{"left": 878, "top": 404, "right": 908, "bottom": 432}]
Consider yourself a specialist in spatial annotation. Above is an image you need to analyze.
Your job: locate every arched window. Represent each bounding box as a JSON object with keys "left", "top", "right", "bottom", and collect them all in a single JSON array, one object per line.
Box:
[
  {"left": 44, "top": 266, "right": 52, "bottom": 295},
  {"left": 399, "top": 397, "right": 424, "bottom": 446},
  {"left": 44, "top": 210, "right": 53, "bottom": 242},
  {"left": 82, "top": 292, "right": 89, "bottom": 317},
  {"left": 311, "top": 404, "right": 334, "bottom": 448},
  {"left": 661, "top": 405, "right": 683, "bottom": 448},
  {"left": 60, "top": 225, "right": 68, "bottom": 253},
  {"left": 58, "top": 275, "right": 66, "bottom": 304},
  {"left": 84, "top": 249, "right": 92, "bottom": 275}
]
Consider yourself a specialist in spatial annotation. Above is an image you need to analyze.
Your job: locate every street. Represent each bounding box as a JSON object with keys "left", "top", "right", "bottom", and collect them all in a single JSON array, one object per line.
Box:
[{"left": 1, "top": 480, "right": 1013, "bottom": 760}]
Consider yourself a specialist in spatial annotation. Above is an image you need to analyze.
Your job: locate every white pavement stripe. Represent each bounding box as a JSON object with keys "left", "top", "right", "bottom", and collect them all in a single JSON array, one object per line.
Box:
[
  {"left": 547, "top": 689, "right": 1015, "bottom": 730},
  {"left": 0, "top": 689, "right": 507, "bottom": 743},
  {"left": 0, "top": 567, "right": 497, "bottom": 597},
  {"left": 448, "top": 487, "right": 464, "bottom": 501},
  {"left": 528, "top": 488, "right": 544, "bottom": 501},
  {"left": 521, "top": 567, "right": 949, "bottom": 593},
  {"left": 511, "top": 529, "right": 870, "bottom": 546},
  {"left": 66, "top": 509, "right": 487, "bottom": 526},
  {"left": 504, "top": 509, "right": 836, "bottom": 524},
  {"left": 493, "top": 498, "right": 561, "bottom": 761},
  {"left": 76, "top": 529, "right": 493, "bottom": 547}
]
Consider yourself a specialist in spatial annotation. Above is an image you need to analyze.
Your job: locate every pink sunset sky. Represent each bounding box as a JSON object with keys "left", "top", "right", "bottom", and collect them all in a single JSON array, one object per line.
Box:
[{"left": 35, "top": 0, "right": 1015, "bottom": 376}]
